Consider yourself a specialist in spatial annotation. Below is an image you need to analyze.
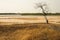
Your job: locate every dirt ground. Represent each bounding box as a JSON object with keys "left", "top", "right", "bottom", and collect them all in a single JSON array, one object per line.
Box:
[{"left": 0, "top": 23, "right": 60, "bottom": 40}]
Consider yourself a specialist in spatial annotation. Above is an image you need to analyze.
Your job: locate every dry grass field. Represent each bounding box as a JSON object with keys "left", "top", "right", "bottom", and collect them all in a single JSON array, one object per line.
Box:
[
  {"left": 0, "top": 15, "right": 60, "bottom": 24},
  {"left": 0, "top": 23, "right": 60, "bottom": 40},
  {"left": 0, "top": 15, "right": 60, "bottom": 40}
]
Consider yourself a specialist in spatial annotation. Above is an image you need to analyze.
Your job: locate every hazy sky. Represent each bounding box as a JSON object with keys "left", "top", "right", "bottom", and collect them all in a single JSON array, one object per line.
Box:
[{"left": 0, "top": 0, "right": 60, "bottom": 13}]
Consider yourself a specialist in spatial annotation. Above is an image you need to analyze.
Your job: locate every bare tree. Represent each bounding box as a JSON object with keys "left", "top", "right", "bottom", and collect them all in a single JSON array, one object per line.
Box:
[{"left": 35, "top": 2, "right": 48, "bottom": 24}]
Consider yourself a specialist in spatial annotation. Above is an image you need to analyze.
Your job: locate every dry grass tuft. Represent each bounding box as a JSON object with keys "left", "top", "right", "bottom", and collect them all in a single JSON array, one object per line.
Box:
[{"left": 0, "top": 23, "right": 60, "bottom": 40}]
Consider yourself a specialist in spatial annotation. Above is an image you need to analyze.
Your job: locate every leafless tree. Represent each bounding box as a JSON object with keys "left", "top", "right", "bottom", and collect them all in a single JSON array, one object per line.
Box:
[{"left": 35, "top": 2, "right": 48, "bottom": 24}]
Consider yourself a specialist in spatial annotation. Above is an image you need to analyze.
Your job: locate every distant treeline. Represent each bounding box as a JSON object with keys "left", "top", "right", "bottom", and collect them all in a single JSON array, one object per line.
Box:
[{"left": 0, "top": 13, "right": 60, "bottom": 15}]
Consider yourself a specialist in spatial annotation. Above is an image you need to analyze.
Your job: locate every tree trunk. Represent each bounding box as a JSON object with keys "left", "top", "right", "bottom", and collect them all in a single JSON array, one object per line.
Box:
[
  {"left": 41, "top": 7, "right": 48, "bottom": 24},
  {"left": 44, "top": 15, "right": 48, "bottom": 24}
]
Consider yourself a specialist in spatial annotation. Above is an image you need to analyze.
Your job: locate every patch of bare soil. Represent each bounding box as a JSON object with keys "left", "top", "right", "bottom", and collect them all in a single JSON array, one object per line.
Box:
[{"left": 0, "top": 23, "right": 60, "bottom": 40}]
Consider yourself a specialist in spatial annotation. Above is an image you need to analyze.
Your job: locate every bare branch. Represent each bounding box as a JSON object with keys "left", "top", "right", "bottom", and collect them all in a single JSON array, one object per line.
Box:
[{"left": 35, "top": 2, "right": 49, "bottom": 24}]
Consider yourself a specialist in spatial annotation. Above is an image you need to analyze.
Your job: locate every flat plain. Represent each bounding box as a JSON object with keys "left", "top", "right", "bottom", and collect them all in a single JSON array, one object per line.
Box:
[
  {"left": 0, "top": 15, "right": 60, "bottom": 40},
  {"left": 0, "top": 15, "right": 60, "bottom": 25}
]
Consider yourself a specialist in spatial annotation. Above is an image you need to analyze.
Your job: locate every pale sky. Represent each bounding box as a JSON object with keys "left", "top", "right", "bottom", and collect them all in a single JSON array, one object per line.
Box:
[{"left": 0, "top": 0, "right": 60, "bottom": 13}]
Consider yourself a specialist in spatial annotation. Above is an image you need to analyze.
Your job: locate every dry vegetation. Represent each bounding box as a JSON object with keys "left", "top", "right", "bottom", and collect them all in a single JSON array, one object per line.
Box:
[{"left": 0, "top": 23, "right": 60, "bottom": 40}]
